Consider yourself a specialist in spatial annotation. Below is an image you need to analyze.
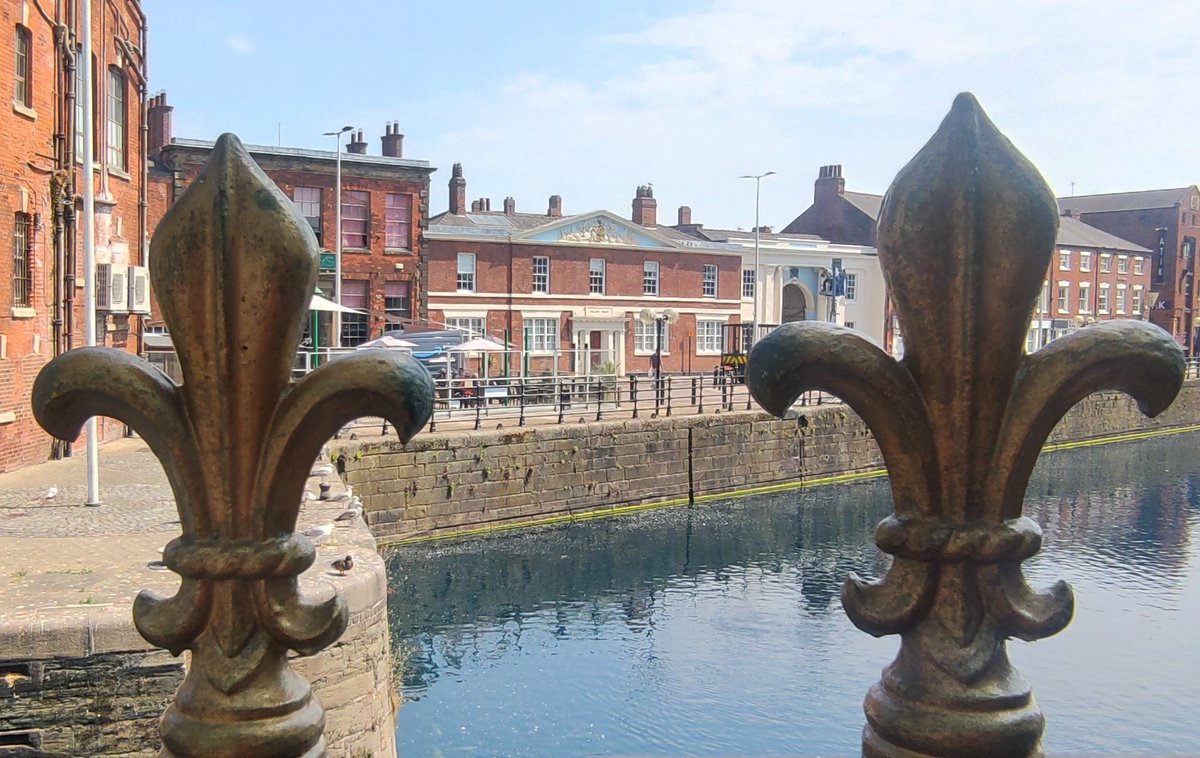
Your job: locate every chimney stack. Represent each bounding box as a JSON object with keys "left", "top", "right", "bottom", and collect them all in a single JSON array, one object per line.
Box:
[
  {"left": 503, "top": 196, "right": 516, "bottom": 215},
  {"left": 346, "top": 129, "right": 367, "bottom": 154},
  {"left": 477, "top": 198, "right": 491, "bottom": 212},
  {"left": 147, "top": 91, "right": 173, "bottom": 159},
  {"left": 632, "top": 184, "right": 657, "bottom": 227},
  {"left": 470, "top": 199, "right": 481, "bottom": 213},
  {"left": 381, "top": 121, "right": 404, "bottom": 157},
  {"left": 677, "top": 205, "right": 692, "bottom": 226},
  {"left": 815, "top": 164, "right": 845, "bottom": 202},
  {"left": 449, "top": 163, "right": 467, "bottom": 215},
  {"left": 547, "top": 195, "right": 562, "bottom": 218}
]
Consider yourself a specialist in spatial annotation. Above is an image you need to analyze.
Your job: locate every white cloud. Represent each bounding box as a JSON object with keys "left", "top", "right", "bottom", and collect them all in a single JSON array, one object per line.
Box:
[
  {"left": 225, "top": 34, "right": 254, "bottom": 55},
  {"left": 427, "top": 0, "right": 1200, "bottom": 229}
]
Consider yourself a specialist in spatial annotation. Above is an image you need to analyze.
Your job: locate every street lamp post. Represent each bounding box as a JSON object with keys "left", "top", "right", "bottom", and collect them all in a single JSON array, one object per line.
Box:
[
  {"left": 639, "top": 308, "right": 678, "bottom": 412},
  {"left": 323, "top": 125, "right": 354, "bottom": 348},
  {"left": 739, "top": 171, "right": 775, "bottom": 348}
]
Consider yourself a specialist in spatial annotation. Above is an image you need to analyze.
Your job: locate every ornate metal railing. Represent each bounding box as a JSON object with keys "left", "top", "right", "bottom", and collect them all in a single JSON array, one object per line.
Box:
[
  {"left": 32, "top": 136, "right": 432, "bottom": 757},
  {"left": 27, "top": 94, "right": 1187, "bottom": 757},
  {"left": 748, "top": 94, "right": 1185, "bottom": 756}
]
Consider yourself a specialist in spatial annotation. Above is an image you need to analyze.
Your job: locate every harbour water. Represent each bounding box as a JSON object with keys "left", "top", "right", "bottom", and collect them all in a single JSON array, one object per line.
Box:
[{"left": 387, "top": 432, "right": 1200, "bottom": 756}]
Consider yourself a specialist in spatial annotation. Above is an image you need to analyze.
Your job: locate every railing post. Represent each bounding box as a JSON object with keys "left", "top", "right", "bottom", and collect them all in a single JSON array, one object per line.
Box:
[
  {"left": 666, "top": 375, "right": 673, "bottom": 417},
  {"left": 630, "top": 375, "right": 639, "bottom": 419},
  {"left": 517, "top": 379, "right": 526, "bottom": 427},
  {"left": 32, "top": 135, "right": 434, "bottom": 757},
  {"left": 594, "top": 378, "right": 603, "bottom": 422},
  {"left": 557, "top": 375, "right": 566, "bottom": 424},
  {"left": 695, "top": 376, "right": 704, "bottom": 415},
  {"left": 746, "top": 94, "right": 1185, "bottom": 758}
]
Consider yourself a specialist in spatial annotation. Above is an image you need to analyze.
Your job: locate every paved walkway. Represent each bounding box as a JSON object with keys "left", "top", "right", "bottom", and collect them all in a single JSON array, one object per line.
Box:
[{"left": 0, "top": 438, "right": 364, "bottom": 656}]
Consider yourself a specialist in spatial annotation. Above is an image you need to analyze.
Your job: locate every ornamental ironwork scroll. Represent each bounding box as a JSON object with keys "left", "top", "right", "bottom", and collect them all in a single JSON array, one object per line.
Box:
[
  {"left": 32, "top": 135, "right": 432, "bottom": 757},
  {"left": 748, "top": 94, "right": 1185, "bottom": 757}
]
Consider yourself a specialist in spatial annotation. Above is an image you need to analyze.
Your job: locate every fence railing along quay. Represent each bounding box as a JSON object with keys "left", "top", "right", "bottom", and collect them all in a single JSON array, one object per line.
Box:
[
  {"left": 334, "top": 372, "right": 839, "bottom": 437},
  {"left": 27, "top": 94, "right": 1191, "bottom": 758}
]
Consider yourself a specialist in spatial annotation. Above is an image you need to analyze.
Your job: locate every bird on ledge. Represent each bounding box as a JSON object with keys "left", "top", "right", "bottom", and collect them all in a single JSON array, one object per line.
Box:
[{"left": 332, "top": 555, "right": 354, "bottom": 575}]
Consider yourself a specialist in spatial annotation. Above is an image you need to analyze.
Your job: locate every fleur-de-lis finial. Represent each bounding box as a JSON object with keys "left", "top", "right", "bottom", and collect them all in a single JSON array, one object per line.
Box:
[
  {"left": 748, "top": 94, "right": 1185, "bottom": 756},
  {"left": 32, "top": 135, "right": 432, "bottom": 756}
]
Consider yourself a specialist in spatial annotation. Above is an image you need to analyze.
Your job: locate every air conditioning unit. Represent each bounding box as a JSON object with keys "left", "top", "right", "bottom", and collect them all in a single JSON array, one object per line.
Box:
[
  {"left": 127, "top": 265, "right": 151, "bottom": 314},
  {"left": 97, "top": 263, "right": 129, "bottom": 313}
]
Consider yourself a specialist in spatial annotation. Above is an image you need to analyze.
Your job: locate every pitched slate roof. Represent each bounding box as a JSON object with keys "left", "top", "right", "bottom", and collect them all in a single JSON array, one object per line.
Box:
[
  {"left": 427, "top": 210, "right": 555, "bottom": 232},
  {"left": 683, "top": 227, "right": 822, "bottom": 242},
  {"left": 1057, "top": 188, "right": 1195, "bottom": 214},
  {"left": 1057, "top": 216, "right": 1150, "bottom": 253},
  {"left": 842, "top": 191, "right": 884, "bottom": 220}
]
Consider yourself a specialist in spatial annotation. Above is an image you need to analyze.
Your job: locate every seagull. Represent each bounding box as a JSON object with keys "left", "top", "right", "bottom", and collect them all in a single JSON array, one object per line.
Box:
[
  {"left": 40, "top": 486, "right": 59, "bottom": 503},
  {"left": 331, "top": 555, "right": 354, "bottom": 575},
  {"left": 334, "top": 504, "right": 362, "bottom": 523},
  {"left": 302, "top": 524, "right": 333, "bottom": 542}
]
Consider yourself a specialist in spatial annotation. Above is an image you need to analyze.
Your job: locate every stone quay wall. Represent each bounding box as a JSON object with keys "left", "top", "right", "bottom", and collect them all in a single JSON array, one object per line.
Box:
[
  {"left": 342, "top": 381, "right": 1200, "bottom": 544},
  {"left": 0, "top": 493, "right": 397, "bottom": 758}
]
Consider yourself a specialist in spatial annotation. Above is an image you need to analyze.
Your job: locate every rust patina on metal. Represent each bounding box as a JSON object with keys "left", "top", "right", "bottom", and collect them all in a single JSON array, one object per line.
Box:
[
  {"left": 32, "top": 135, "right": 432, "bottom": 757},
  {"left": 748, "top": 93, "right": 1186, "bottom": 757}
]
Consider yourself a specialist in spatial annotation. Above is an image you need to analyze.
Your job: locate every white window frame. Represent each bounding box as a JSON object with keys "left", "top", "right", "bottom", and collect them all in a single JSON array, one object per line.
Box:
[
  {"left": 1117, "top": 255, "right": 1128, "bottom": 274},
  {"left": 844, "top": 273, "right": 858, "bottom": 301},
  {"left": 532, "top": 256, "right": 550, "bottom": 294},
  {"left": 1097, "top": 283, "right": 1110, "bottom": 314},
  {"left": 1057, "top": 282, "right": 1070, "bottom": 314},
  {"left": 1115, "top": 283, "right": 1127, "bottom": 314},
  {"left": 742, "top": 268, "right": 755, "bottom": 299},
  {"left": 1099, "top": 253, "right": 1111, "bottom": 273},
  {"left": 643, "top": 261, "right": 659, "bottom": 296},
  {"left": 1078, "top": 282, "right": 1091, "bottom": 313},
  {"left": 1134, "top": 257, "right": 1145, "bottom": 276},
  {"left": 589, "top": 258, "right": 605, "bottom": 295},
  {"left": 446, "top": 317, "right": 485, "bottom": 338},
  {"left": 633, "top": 320, "right": 669, "bottom": 355},
  {"left": 1132, "top": 285, "right": 1144, "bottom": 315},
  {"left": 1059, "top": 250, "right": 1071, "bottom": 271},
  {"left": 524, "top": 317, "right": 558, "bottom": 353},
  {"left": 696, "top": 320, "right": 723, "bottom": 354},
  {"left": 456, "top": 252, "right": 476, "bottom": 292},
  {"left": 1079, "top": 251, "right": 1091, "bottom": 272},
  {"left": 702, "top": 264, "right": 718, "bottom": 298}
]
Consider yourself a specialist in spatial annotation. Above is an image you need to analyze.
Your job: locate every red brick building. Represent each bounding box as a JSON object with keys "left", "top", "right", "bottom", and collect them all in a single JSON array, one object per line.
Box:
[
  {"left": 425, "top": 166, "right": 744, "bottom": 375},
  {"left": 148, "top": 108, "right": 433, "bottom": 347},
  {"left": 782, "top": 164, "right": 880, "bottom": 246},
  {"left": 0, "top": 0, "right": 147, "bottom": 472},
  {"left": 1058, "top": 188, "right": 1200, "bottom": 354},
  {"left": 1029, "top": 215, "right": 1153, "bottom": 350}
]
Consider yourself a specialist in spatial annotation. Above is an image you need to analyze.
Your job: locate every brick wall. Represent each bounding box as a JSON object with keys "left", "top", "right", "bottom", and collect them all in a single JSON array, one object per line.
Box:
[
  {"left": 342, "top": 381, "right": 1200, "bottom": 544},
  {"left": 0, "top": 1, "right": 147, "bottom": 472}
]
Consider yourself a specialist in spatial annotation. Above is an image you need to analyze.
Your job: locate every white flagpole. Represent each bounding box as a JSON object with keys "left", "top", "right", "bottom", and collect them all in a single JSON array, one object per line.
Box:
[{"left": 81, "top": 0, "right": 101, "bottom": 505}]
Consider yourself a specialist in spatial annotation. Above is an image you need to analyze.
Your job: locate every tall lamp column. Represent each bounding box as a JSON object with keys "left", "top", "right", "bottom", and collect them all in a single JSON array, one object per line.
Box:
[
  {"left": 323, "top": 125, "right": 354, "bottom": 348},
  {"left": 739, "top": 170, "right": 776, "bottom": 348}
]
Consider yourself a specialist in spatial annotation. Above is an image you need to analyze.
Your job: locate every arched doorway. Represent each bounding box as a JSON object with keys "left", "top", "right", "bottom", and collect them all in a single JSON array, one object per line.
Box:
[{"left": 781, "top": 284, "right": 807, "bottom": 323}]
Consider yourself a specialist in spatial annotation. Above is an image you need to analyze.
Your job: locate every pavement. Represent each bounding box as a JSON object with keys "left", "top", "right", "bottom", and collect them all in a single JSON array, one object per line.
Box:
[{"left": 0, "top": 437, "right": 371, "bottom": 659}]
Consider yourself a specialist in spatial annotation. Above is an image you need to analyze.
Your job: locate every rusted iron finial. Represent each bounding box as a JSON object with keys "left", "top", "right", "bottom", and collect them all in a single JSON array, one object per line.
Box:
[
  {"left": 749, "top": 94, "right": 1185, "bottom": 756},
  {"left": 32, "top": 135, "right": 432, "bottom": 756}
]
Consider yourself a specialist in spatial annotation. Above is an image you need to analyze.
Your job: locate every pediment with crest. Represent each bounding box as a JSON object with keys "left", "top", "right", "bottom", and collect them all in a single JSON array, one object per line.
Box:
[{"left": 519, "top": 210, "right": 681, "bottom": 249}]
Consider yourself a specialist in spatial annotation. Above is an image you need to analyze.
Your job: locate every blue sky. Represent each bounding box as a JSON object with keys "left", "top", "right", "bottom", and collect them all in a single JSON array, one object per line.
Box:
[{"left": 148, "top": 0, "right": 1200, "bottom": 230}]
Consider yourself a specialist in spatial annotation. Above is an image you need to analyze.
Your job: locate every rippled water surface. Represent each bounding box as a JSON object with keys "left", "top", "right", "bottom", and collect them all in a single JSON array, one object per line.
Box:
[{"left": 386, "top": 433, "right": 1200, "bottom": 756}]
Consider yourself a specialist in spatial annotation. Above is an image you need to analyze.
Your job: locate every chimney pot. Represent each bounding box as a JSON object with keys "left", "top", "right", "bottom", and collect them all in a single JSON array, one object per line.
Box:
[
  {"left": 815, "top": 164, "right": 845, "bottom": 202},
  {"left": 449, "top": 162, "right": 467, "bottom": 214},
  {"left": 471, "top": 199, "right": 481, "bottom": 213},
  {"left": 677, "top": 205, "right": 692, "bottom": 226},
  {"left": 381, "top": 121, "right": 405, "bottom": 157},
  {"left": 503, "top": 196, "right": 515, "bottom": 215},
  {"left": 632, "top": 185, "right": 657, "bottom": 227},
  {"left": 147, "top": 90, "right": 174, "bottom": 158}
]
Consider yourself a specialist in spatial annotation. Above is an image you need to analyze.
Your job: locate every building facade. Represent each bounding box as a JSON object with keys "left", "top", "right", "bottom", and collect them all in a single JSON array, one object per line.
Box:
[
  {"left": 673, "top": 208, "right": 887, "bottom": 347},
  {"left": 148, "top": 109, "right": 433, "bottom": 348},
  {"left": 1058, "top": 187, "right": 1200, "bottom": 354},
  {"left": 1028, "top": 215, "right": 1153, "bottom": 351},
  {"left": 0, "top": 0, "right": 147, "bottom": 471},
  {"left": 425, "top": 169, "right": 743, "bottom": 375}
]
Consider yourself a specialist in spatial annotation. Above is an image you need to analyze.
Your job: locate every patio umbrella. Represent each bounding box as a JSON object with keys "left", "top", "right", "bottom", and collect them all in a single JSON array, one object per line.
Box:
[
  {"left": 448, "top": 337, "right": 509, "bottom": 353},
  {"left": 309, "top": 293, "right": 365, "bottom": 314},
  {"left": 356, "top": 335, "right": 417, "bottom": 349}
]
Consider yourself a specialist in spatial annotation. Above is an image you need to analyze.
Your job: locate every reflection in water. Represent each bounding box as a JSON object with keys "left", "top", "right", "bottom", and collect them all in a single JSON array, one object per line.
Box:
[{"left": 387, "top": 433, "right": 1200, "bottom": 756}]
